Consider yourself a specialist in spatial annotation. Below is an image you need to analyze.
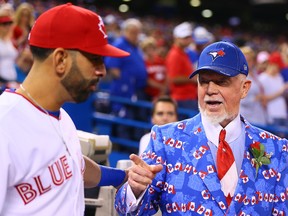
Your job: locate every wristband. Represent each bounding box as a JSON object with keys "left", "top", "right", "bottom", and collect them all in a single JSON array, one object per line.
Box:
[{"left": 98, "top": 165, "right": 126, "bottom": 187}]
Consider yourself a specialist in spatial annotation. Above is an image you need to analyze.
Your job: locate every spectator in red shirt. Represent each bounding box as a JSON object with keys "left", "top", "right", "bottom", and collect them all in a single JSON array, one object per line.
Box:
[
  {"left": 166, "top": 22, "right": 198, "bottom": 119},
  {"left": 140, "top": 36, "right": 167, "bottom": 101}
]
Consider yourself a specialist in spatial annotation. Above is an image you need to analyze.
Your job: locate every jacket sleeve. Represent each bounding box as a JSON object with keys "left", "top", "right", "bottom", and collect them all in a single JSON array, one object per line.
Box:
[
  {"left": 114, "top": 125, "right": 167, "bottom": 215},
  {"left": 272, "top": 138, "right": 288, "bottom": 214}
]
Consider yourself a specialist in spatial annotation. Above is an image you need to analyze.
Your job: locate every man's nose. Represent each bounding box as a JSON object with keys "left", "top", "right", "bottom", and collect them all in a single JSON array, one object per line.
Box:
[{"left": 206, "top": 81, "right": 218, "bottom": 95}]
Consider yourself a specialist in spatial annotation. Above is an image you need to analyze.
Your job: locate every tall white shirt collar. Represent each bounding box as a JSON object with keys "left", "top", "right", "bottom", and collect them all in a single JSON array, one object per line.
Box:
[{"left": 201, "top": 113, "right": 242, "bottom": 147}]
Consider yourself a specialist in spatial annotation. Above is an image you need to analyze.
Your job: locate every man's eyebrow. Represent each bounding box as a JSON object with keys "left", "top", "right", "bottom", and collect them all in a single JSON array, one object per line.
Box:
[
  {"left": 155, "top": 111, "right": 164, "bottom": 114},
  {"left": 79, "top": 51, "right": 103, "bottom": 60}
]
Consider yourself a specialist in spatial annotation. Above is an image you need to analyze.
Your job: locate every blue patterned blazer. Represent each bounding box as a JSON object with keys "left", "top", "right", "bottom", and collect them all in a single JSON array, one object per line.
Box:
[{"left": 115, "top": 114, "right": 288, "bottom": 215}]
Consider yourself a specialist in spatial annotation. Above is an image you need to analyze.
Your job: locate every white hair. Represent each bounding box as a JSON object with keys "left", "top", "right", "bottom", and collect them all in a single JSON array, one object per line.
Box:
[{"left": 121, "top": 18, "right": 142, "bottom": 31}]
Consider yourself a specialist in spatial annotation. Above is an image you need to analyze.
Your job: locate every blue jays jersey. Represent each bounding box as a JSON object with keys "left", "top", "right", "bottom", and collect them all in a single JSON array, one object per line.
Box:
[{"left": 115, "top": 114, "right": 288, "bottom": 215}]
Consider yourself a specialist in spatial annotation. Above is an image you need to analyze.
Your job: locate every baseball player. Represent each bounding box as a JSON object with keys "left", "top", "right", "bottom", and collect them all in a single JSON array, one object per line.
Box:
[{"left": 0, "top": 3, "right": 129, "bottom": 215}]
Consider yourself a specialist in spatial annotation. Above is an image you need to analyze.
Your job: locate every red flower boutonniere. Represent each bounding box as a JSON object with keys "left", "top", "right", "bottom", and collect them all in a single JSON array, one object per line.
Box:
[{"left": 249, "top": 142, "right": 272, "bottom": 178}]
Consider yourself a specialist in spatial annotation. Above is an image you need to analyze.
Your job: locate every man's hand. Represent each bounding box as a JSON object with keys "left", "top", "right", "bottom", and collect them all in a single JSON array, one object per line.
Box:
[{"left": 128, "top": 154, "right": 163, "bottom": 198}]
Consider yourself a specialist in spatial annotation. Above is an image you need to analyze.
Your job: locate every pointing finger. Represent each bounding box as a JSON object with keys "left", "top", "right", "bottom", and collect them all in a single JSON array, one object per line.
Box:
[
  {"left": 130, "top": 154, "right": 163, "bottom": 174},
  {"left": 150, "top": 164, "right": 163, "bottom": 174},
  {"left": 130, "top": 154, "right": 150, "bottom": 168}
]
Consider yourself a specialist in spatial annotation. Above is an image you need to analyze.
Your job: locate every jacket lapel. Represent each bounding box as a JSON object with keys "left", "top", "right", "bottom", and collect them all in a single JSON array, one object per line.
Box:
[
  {"left": 229, "top": 119, "right": 258, "bottom": 213},
  {"left": 182, "top": 114, "right": 229, "bottom": 212}
]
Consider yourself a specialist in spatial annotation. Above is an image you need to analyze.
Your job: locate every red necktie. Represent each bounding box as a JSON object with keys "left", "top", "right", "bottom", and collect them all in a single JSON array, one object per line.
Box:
[{"left": 217, "top": 129, "right": 237, "bottom": 206}]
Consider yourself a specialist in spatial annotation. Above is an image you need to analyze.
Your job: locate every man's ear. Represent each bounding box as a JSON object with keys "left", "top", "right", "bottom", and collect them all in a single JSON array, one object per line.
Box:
[
  {"left": 241, "top": 79, "right": 252, "bottom": 99},
  {"left": 53, "top": 48, "right": 69, "bottom": 76}
]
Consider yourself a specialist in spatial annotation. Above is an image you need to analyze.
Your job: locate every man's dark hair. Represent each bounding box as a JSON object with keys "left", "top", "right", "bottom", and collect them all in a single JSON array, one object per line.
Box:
[
  {"left": 30, "top": 46, "right": 55, "bottom": 61},
  {"left": 151, "top": 95, "right": 178, "bottom": 116}
]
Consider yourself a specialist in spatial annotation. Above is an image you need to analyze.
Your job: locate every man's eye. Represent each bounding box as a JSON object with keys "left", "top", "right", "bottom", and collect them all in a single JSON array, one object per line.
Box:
[
  {"left": 91, "top": 57, "right": 104, "bottom": 65},
  {"left": 216, "top": 80, "right": 229, "bottom": 86},
  {"left": 81, "top": 51, "right": 104, "bottom": 65},
  {"left": 199, "top": 80, "right": 209, "bottom": 85}
]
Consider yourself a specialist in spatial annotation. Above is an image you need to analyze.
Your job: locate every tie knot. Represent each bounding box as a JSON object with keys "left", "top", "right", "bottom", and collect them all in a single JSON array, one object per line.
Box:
[{"left": 219, "top": 129, "right": 226, "bottom": 142}]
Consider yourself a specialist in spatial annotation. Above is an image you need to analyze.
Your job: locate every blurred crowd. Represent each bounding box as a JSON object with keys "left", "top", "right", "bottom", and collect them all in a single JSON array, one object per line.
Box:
[{"left": 1, "top": 1, "right": 288, "bottom": 140}]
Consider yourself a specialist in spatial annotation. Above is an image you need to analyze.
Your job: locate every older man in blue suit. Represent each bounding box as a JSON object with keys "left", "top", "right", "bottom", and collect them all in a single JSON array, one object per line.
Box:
[{"left": 115, "top": 41, "right": 288, "bottom": 215}]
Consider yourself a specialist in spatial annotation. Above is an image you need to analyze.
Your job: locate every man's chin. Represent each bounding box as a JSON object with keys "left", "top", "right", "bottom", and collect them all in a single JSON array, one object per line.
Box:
[
  {"left": 199, "top": 106, "right": 227, "bottom": 124},
  {"left": 201, "top": 111, "right": 227, "bottom": 125},
  {"left": 206, "top": 116, "right": 225, "bottom": 125},
  {"left": 72, "top": 92, "right": 91, "bottom": 104}
]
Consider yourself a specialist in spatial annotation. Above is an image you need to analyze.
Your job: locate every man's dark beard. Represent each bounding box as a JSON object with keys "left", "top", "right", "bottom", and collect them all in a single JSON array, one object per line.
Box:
[{"left": 61, "top": 61, "right": 97, "bottom": 103}]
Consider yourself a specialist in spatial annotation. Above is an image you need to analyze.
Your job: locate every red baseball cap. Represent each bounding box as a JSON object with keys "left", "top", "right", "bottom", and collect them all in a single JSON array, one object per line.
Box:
[
  {"left": 29, "top": 3, "right": 129, "bottom": 57},
  {"left": 0, "top": 16, "right": 13, "bottom": 24},
  {"left": 268, "top": 52, "right": 284, "bottom": 69}
]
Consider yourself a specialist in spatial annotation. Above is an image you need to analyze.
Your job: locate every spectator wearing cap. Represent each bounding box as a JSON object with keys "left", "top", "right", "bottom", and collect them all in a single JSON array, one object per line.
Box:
[
  {"left": 103, "top": 14, "right": 121, "bottom": 44},
  {"left": 115, "top": 41, "right": 288, "bottom": 215},
  {"left": 187, "top": 26, "right": 215, "bottom": 69},
  {"left": 258, "top": 52, "right": 288, "bottom": 126},
  {"left": 0, "top": 4, "right": 131, "bottom": 215},
  {"left": 256, "top": 50, "right": 269, "bottom": 74},
  {"left": 193, "top": 26, "right": 214, "bottom": 46},
  {"left": 0, "top": 9, "right": 18, "bottom": 87},
  {"left": 105, "top": 18, "right": 148, "bottom": 142},
  {"left": 239, "top": 46, "right": 267, "bottom": 126},
  {"left": 166, "top": 22, "right": 198, "bottom": 119}
]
